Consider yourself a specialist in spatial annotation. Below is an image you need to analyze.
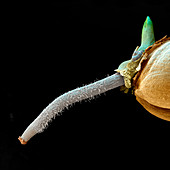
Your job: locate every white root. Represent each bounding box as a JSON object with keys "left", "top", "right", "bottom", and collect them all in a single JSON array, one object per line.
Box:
[{"left": 18, "top": 73, "right": 124, "bottom": 144}]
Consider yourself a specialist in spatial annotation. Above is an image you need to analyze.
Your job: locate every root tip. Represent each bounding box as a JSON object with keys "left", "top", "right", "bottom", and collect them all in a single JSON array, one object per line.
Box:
[{"left": 18, "top": 136, "right": 27, "bottom": 145}]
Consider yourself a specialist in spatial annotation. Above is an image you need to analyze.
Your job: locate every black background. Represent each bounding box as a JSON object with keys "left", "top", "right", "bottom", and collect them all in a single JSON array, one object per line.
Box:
[{"left": 1, "top": 1, "right": 170, "bottom": 169}]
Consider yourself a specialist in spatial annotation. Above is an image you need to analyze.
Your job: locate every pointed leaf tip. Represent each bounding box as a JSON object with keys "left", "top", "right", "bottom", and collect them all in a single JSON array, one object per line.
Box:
[
  {"left": 143, "top": 16, "right": 153, "bottom": 29},
  {"left": 146, "top": 16, "right": 151, "bottom": 22},
  {"left": 146, "top": 16, "right": 152, "bottom": 26}
]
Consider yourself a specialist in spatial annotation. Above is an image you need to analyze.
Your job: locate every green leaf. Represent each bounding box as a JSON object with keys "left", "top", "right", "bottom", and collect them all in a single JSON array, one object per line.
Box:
[{"left": 138, "top": 16, "right": 155, "bottom": 51}]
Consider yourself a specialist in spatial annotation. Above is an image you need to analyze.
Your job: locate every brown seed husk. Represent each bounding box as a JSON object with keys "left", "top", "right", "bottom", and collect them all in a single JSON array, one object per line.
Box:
[{"left": 133, "top": 36, "right": 170, "bottom": 121}]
